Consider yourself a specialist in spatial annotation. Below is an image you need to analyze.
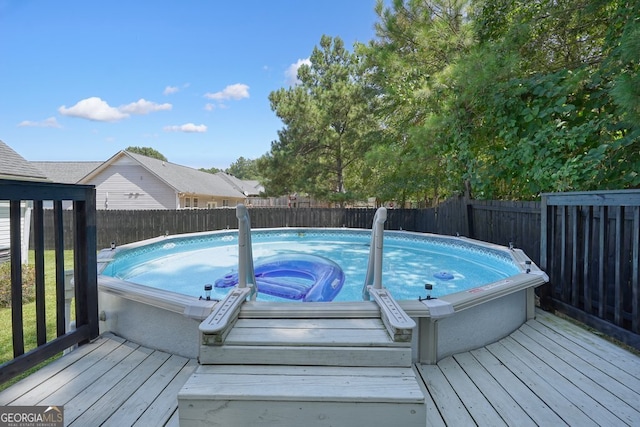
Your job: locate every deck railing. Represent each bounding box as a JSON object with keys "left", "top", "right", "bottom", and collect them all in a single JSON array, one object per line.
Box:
[
  {"left": 0, "top": 179, "right": 99, "bottom": 384},
  {"left": 540, "top": 190, "right": 640, "bottom": 349}
]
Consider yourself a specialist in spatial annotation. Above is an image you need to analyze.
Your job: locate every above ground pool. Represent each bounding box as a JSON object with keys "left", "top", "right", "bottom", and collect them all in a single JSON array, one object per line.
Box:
[
  {"left": 99, "top": 228, "right": 522, "bottom": 302},
  {"left": 96, "top": 225, "right": 547, "bottom": 361}
]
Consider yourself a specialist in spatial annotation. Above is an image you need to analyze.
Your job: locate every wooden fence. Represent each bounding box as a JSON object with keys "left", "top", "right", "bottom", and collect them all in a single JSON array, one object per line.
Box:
[
  {"left": 540, "top": 190, "right": 640, "bottom": 349},
  {"left": 39, "top": 197, "right": 540, "bottom": 262}
]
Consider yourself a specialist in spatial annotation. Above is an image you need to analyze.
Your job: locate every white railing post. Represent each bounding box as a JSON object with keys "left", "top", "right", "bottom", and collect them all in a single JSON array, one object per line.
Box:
[
  {"left": 361, "top": 207, "right": 416, "bottom": 339},
  {"left": 63, "top": 270, "right": 77, "bottom": 354},
  {"left": 199, "top": 204, "right": 256, "bottom": 338},
  {"left": 362, "top": 207, "right": 387, "bottom": 300},
  {"left": 236, "top": 204, "right": 257, "bottom": 300}
]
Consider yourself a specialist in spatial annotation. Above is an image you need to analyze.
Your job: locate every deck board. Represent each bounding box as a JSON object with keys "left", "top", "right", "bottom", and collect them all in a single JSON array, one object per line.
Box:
[
  {"left": 62, "top": 345, "right": 151, "bottom": 424},
  {"left": 473, "top": 346, "right": 564, "bottom": 426},
  {"left": 69, "top": 350, "right": 171, "bottom": 426},
  {"left": 0, "top": 336, "right": 114, "bottom": 406},
  {"left": 452, "top": 352, "right": 536, "bottom": 427},
  {"left": 101, "top": 354, "right": 192, "bottom": 427},
  {"left": 534, "top": 309, "right": 640, "bottom": 377},
  {"left": 436, "top": 356, "right": 507, "bottom": 426},
  {"left": 16, "top": 339, "right": 136, "bottom": 406},
  {"left": 502, "top": 333, "right": 617, "bottom": 426},
  {"left": 0, "top": 333, "right": 196, "bottom": 427},
  {"left": 0, "top": 310, "right": 639, "bottom": 426},
  {"left": 420, "top": 311, "right": 640, "bottom": 427},
  {"left": 511, "top": 328, "right": 640, "bottom": 424}
]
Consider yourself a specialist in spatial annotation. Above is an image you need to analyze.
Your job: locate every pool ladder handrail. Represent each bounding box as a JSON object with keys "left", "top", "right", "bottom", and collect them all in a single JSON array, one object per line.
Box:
[
  {"left": 362, "top": 207, "right": 386, "bottom": 300},
  {"left": 236, "top": 204, "right": 257, "bottom": 301},
  {"left": 199, "top": 204, "right": 256, "bottom": 336},
  {"left": 362, "top": 207, "right": 416, "bottom": 339}
]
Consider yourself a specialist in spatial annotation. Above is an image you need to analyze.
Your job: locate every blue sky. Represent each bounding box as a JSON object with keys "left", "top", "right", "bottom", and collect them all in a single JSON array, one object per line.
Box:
[{"left": 0, "top": 0, "right": 380, "bottom": 169}]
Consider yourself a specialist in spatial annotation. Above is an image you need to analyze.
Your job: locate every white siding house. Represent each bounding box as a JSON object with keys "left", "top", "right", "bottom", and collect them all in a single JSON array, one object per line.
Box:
[
  {"left": 89, "top": 156, "right": 177, "bottom": 210},
  {"left": 0, "top": 141, "right": 50, "bottom": 260},
  {"left": 78, "top": 150, "right": 252, "bottom": 210}
]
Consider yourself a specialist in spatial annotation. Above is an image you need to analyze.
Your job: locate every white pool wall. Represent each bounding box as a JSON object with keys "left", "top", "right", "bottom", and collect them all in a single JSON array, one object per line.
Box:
[{"left": 98, "top": 276, "right": 216, "bottom": 358}]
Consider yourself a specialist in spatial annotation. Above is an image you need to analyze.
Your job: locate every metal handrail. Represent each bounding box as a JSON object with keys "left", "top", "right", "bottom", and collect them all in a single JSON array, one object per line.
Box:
[
  {"left": 362, "top": 207, "right": 387, "bottom": 300},
  {"left": 236, "top": 204, "right": 257, "bottom": 300}
]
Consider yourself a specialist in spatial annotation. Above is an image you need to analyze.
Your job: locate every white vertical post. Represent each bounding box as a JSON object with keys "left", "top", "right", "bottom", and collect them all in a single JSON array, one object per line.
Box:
[
  {"left": 236, "top": 204, "right": 257, "bottom": 300},
  {"left": 21, "top": 205, "right": 32, "bottom": 263},
  {"left": 362, "top": 207, "right": 387, "bottom": 300},
  {"left": 64, "top": 270, "right": 77, "bottom": 354}
]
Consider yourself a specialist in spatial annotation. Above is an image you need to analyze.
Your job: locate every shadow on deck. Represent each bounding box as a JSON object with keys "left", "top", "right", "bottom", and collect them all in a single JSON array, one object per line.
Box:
[{"left": 1, "top": 309, "right": 639, "bottom": 426}]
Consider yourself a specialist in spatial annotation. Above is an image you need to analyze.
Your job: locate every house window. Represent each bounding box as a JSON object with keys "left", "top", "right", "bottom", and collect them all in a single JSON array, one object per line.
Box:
[
  {"left": 207, "top": 202, "right": 217, "bottom": 209},
  {"left": 185, "top": 197, "right": 191, "bottom": 208},
  {"left": 193, "top": 198, "right": 198, "bottom": 208},
  {"left": 222, "top": 199, "right": 229, "bottom": 207}
]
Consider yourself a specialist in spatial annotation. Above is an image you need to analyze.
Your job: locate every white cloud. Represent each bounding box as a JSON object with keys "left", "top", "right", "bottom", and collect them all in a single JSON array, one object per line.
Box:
[
  {"left": 119, "top": 98, "right": 172, "bottom": 115},
  {"left": 204, "top": 103, "right": 228, "bottom": 111},
  {"left": 204, "top": 83, "right": 250, "bottom": 101},
  {"left": 285, "top": 58, "right": 311, "bottom": 86},
  {"left": 163, "top": 85, "right": 179, "bottom": 95},
  {"left": 18, "top": 117, "right": 61, "bottom": 128},
  {"left": 58, "top": 97, "right": 172, "bottom": 122},
  {"left": 163, "top": 123, "right": 207, "bottom": 133},
  {"left": 59, "top": 97, "right": 128, "bottom": 122}
]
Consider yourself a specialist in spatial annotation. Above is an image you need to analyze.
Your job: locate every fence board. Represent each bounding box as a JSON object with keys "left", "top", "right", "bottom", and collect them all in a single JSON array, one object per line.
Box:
[
  {"left": 39, "top": 201, "right": 540, "bottom": 258},
  {"left": 541, "top": 190, "right": 640, "bottom": 350},
  {"left": 633, "top": 206, "right": 640, "bottom": 334}
]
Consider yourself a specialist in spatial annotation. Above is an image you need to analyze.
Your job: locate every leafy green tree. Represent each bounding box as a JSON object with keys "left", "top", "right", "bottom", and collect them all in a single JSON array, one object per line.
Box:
[
  {"left": 441, "top": 0, "right": 640, "bottom": 198},
  {"left": 261, "top": 35, "right": 376, "bottom": 206},
  {"left": 226, "top": 157, "right": 261, "bottom": 180},
  {"left": 125, "top": 146, "right": 167, "bottom": 161},
  {"left": 356, "top": 0, "right": 638, "bottom": 201},
  {"left": 198, "top": 166, "right": 222, "bottom": 174},
  {"left": 358, "top": 0, "right": 475, "bottom": 205}
]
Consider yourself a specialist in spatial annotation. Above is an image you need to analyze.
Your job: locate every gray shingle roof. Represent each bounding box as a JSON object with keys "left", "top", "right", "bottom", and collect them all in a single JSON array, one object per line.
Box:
[
  {"left": 31, "top": 161, "right": 103, "bottom": 184},
  {"left": 109, "top": 151, "right": 247, "bottom": 198},
  {"left": 216, "top": 173, "right": 263, "bottom": 196},
  {"left": 0, "top": 140, "right": 49, "bottom": 181}
]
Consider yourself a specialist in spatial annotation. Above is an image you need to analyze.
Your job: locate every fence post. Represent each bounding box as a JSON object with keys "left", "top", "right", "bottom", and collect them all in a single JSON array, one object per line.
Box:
[
  {"left": 538, "top": 194, "right": 552, "bottom": 309},
  {"left": 465, "top": 200, "right": 474, "bottom": 238}
]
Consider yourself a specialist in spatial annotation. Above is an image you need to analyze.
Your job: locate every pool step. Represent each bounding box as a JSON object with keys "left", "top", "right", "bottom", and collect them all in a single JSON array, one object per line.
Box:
[
  {"left": 187, "top": 300, "right": 424, "bottom": 425},
  {"left": 198, "top": 317, "right": 413, "bottom": 367},
  {"left": 178, "top": 365, "right": 426, "bottom": 427}
]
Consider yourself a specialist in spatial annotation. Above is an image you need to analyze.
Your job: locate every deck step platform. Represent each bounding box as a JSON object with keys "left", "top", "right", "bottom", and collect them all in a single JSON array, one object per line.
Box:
[
  {"left": 178, "top": 365, "right": 426, "bottom": 427},
  {"left": 184, "top": 279, "right": 425, "bottom": 426},
  {"left": 198, "top": 317, "right": 413, "bottom": 367}
]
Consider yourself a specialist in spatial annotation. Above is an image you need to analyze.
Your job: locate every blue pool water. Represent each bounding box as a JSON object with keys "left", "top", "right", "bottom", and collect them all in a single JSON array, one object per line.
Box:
[{"left": 100, "top": 229, "right": 521, "bottom": 302}]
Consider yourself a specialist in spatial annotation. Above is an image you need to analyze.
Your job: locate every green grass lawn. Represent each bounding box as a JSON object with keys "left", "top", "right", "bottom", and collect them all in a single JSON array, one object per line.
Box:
[{"left": 0, "top": 250, "right": 75, "bottom": 389}]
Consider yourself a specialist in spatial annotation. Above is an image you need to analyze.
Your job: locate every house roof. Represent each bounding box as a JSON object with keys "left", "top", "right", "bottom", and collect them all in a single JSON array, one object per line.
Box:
[
  {"left": 0, "top": 140, "right": 49, "bottom": 181},
  {"left": 216, "top": 172, "right": 264, "bottom": 196},
  {"left": 80, "top": 150, "right": 249, "bottom": 198},
  {"left": 31, "top": 161, "right": 103, "bottom": 184}
]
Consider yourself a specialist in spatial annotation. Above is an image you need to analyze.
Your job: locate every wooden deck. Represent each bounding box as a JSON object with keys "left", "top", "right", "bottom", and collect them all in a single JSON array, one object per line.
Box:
[
  {"left": 1, "top": 309, "right": 639, "bottom": 426},
  {"left": 0, "top": 334, "right": 196, "bottom": 426},
  {"left": 421, "top": 309, "right": 640, "bottom": 426}
]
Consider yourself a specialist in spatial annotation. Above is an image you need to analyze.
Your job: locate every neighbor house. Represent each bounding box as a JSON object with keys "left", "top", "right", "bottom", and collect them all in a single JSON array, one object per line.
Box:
[
  {"left": 0, "top": 140, "right": 50, "bottom": 260},
  {"left": 32, "top": 160, "right": 103, "bottom": 185},
  {"left": 75, "top": 150, "right": 256, "bottom": 210}
]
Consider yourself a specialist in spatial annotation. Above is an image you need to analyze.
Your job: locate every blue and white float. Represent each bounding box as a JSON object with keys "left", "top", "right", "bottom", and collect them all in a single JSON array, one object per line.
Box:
[{"left": 214, "top": 253, "right": 345, "bottom": 302}]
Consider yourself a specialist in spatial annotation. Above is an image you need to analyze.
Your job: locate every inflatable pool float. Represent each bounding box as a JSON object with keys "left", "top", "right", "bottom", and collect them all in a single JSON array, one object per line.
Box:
[{"left": 214, "top": 253, "right": 345, "bottom": 302}]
